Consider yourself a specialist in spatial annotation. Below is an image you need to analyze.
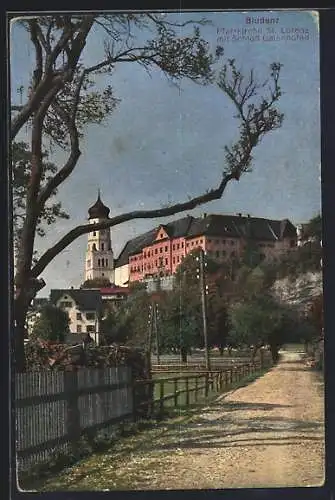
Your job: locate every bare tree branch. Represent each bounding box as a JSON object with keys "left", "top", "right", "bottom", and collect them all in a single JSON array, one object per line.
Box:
[{"left": 31, "top": 172, "right": 238, "bottom": 278}]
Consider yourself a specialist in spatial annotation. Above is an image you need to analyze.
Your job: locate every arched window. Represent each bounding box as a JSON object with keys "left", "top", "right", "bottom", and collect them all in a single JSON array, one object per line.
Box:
[
  {"left": 92, "top": 243, "right": 97, "bottom": 251},
  {"left": 101, "top": 258, "right": 104, "bottom": 267},
  {"left": 106, "top": 259, "right": 108, "bottom": 266},
  {"left": 101, "top": 243, "right": 104, "bottom": 250},
  {"left": 98, "top": 258, "right": 101, "bottom": 266},
  {"left": 93, "top": 231, "right": 96, "bottom": 236}
]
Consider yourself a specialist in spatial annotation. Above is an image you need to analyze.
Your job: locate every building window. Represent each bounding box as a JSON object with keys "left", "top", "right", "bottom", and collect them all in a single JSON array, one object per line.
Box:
[
  {"left": 191, "top": 242, "right": 194, "bottom": 246},
  {"left": 76, "top": 313, "right": 82, "bottom": 320},
  {"left": 160, "top": 247, "right": 163, "bottom": 253},
  {"left": 181, "top": 242, "right": 184, "bottom": 248},
  {"left": 177, "top": 256, "right": 180, "bottom": 263},
  {"left": 92, "top": 243, "right": 97, "bottom": 251},
  {"left": 86, "top": 312, "right": 95, "bottom": 321},
  {"left": 106, "top": 259, "right": 108, "bottom": 266},
  {"left": 101, "top": 243, "right": 104, "bottom": 250},
  {"left": 173, "top": 257, "right": 175, "bottom": 264},
  {"left": 222, "top": 239, "right": 226, "bottom": 244},
  {"left": 165, "top": 258, "right": 168, "bottom": 265},
  {"left": 102, "top": 272, "right": 104, "bottom": 276},
  {"left": 216, "top": 239, "right": 220, "bottom": 244},
  {"left": 230, "top": 240, "right": 235, "bottom": 246},
  {"left": 87, "top": 325, "right": 95, "bottom": 333},
  {"left": 165, "top": 246, "right": 168, "bottom": 252},
  {"left": 216, "top": 251, "right": 220, "bottom": 258},
  {"left": 177, "top": 243, "right": 180, "bottom": 250},
  {"left": 60, "top": 301, "right": 72, "bottom": 308},
  {"left": 173, "top": 244, "right": 175, "bottom": 250},
  {"left": 98, "top": 258, "right": 101, "bottom": 266},
  {"left": 155, "top": 260, "right": 158, "bottom": 266},
  {"left": 155, "top": 248, "right": 158, "bottom": 254},
  {"left": 222, "top": 250, "right": 226, "bottom": 256},
  {"left": 231, "top": 251, "right": 236, "bottom": 257},
  {"left": 93, "top": 231, "right": 96, "bottom": 236},
  {"left": 77, "top": 325, "right": 82, "bottom": 333}
]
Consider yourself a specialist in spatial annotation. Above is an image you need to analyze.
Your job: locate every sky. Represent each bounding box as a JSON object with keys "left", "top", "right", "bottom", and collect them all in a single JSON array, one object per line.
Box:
[{"left": 10, "top": 10, "right": 321, "bottom": 296}]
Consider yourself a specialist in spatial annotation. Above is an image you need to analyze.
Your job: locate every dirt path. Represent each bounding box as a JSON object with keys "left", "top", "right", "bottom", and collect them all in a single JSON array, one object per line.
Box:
[{"left": 36, "top": 350, "right": 325, "bottom": 490}]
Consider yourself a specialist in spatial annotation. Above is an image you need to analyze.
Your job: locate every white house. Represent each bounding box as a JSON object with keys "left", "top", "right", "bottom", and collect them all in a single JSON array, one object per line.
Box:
[{"left": 50, "top": 288, "right": 103, "bottom": 344}]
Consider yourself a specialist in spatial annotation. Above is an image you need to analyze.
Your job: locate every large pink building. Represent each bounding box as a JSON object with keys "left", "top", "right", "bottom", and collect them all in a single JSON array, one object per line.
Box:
[{"left": 115, "top": 213, "right": 297, "bottom": 284}]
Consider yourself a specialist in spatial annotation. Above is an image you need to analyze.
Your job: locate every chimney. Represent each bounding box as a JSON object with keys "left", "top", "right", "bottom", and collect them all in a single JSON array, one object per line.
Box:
[{"left": 203, "top": 213, "right": 207, "bottom": 219}]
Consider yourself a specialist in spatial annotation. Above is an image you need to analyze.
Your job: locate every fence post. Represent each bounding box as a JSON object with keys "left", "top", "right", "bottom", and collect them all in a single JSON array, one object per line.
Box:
[
  {"left": 64, "top": 370, "right": 81, "bottom": 454},
  {"left": 185, "top": 377, "right": 189, "bottom": 406},
  {"left": 159, "top": 380, "right": 164, "bottom": 416},
  {"left": 205, "top": 373, "right": 209, "bottom": 397}
]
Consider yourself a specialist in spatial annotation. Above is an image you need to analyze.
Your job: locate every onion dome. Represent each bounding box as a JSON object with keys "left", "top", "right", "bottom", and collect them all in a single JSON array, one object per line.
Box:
[{"left": 88, "top": 192, "right": 110, "bottom": 219}]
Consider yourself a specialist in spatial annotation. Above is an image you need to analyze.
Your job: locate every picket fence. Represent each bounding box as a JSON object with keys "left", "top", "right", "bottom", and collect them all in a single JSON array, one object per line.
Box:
[{"left": 15, "top": 367, "right": 133, "bottom": 472}]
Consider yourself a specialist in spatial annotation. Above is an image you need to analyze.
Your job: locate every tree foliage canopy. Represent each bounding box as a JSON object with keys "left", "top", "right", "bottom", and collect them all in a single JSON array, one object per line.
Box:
[{"left": 32, "top": 304, "right": 70, "bottom": 342}]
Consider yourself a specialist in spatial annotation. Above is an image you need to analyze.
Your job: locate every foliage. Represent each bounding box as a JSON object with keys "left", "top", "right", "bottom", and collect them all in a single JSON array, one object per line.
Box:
[
  {"left": 24, "top": 339, "right": 150, "bottom": 377},
  {"left": 101, "top": 307, "right": 132, "bottom": 345},
  {"left": 80, "top": 277, "right": 112, "bottom": 289},
  {"left": 302, "top": 213, "right": 322, "bottom": 243},
  {"left": 12, "top": 141, "right": 69, "bottom": 252},
  {"left": 228, "top": 294, "right": 294, "bottom": 361},
  {"left": 32, "top": 304, "right": 70, "bottom": 342},
  {"left": 159, "top": 288, "right": 202, "bottom": 354}
]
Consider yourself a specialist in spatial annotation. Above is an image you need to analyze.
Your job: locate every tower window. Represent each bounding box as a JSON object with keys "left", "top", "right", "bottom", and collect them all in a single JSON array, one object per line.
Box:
[
  {"left": 101, "top": 258, "right": 104, "bottom": 267},
  {"left": 101, "top": 243, "right": 104, "bottom": 250},
  {"left": 93, "top": 231, "right": 96, "bottom": 236},
  {"left": 92, "top": 243, "right": 97, "bottom": 251},
  {"left": 106, "top": 259, "right": 108, "bottom": 266}
]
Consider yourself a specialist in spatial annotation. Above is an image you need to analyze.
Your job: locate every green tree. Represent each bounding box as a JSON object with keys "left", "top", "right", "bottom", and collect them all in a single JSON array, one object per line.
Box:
[
  {"left": 160, "top": 289, "right": 202, "bottom": 362},
  {"left": 101, "top": 307, "right": 132, "bottom": 345},
  {"left": 228, "top": 294, "right": 292, "bottom": 363},
  {"left": 32, "top": 304, "right": 70, "bottom": 342},
  {"left": 81, "top": 277, "right": 112, "bottom": 289},
  {"left": 11, "top": 14, "right": 283, "bottom": 371}
]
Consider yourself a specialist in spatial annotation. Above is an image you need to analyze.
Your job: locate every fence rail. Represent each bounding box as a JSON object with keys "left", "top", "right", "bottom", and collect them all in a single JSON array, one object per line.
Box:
[
  {"left": 134, "top": 360, "right": 269, "bottom": 418},
  {"left": 16, "top": 358, "right": 271, "bottom": 474}
]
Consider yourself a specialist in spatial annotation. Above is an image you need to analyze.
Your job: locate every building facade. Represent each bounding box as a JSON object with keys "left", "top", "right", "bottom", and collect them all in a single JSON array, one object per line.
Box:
[
  {"left": 50, "top": 289, "right": 103, "bottom": 343},
  {"left": 114, "top": 213, "right": 298, "bottom": 285},
  {"left": 85, "top": 193, "right": 114, "bottom": 283}
]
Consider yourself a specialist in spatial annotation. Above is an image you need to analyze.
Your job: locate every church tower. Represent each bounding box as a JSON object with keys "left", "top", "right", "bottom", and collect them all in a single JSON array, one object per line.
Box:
[{"left": 85, "top": 192, "right": 114, "bottom": 283}]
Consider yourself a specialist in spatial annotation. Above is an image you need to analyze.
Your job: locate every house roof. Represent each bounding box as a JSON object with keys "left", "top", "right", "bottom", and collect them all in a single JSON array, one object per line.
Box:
[
  {"left": 114, "top": 214, "right": 297, "bottom": 268},
  {"left": 50, "top": 289, "right": 102, "bottom": 311}
]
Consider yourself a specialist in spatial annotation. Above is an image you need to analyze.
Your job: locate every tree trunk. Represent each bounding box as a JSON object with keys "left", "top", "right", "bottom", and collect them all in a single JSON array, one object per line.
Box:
[
  {"left": 14, "top": 294, "right": 30, "bottom": 372},
  {"left": 269, "top": 343, "right": 279, "bottom": 364},
  {"left": 181, "top": 346, "right": 188, "bottom": 363},
  {"left": 250, "top": 345, "right": 259, "bottom": 363}
]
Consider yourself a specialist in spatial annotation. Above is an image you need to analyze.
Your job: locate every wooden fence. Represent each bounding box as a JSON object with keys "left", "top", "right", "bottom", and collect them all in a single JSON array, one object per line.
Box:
[
  {"left": 134, "top": 360, "right": 269, "bottom": 417},
  {"left": 15, "top": 366, "right": 134, "bottom": 472},
  {"left": 16, "top": 359, "right": 271, "bottom": 473}
]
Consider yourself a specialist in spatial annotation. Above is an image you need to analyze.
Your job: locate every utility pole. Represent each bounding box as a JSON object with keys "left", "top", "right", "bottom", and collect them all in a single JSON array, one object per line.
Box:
[
  {"left": 154, "top": 303, "right": 160, "bottom": 364},
  {"left": 197, "top": 249, "right": 211, "bottom": 371}
]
